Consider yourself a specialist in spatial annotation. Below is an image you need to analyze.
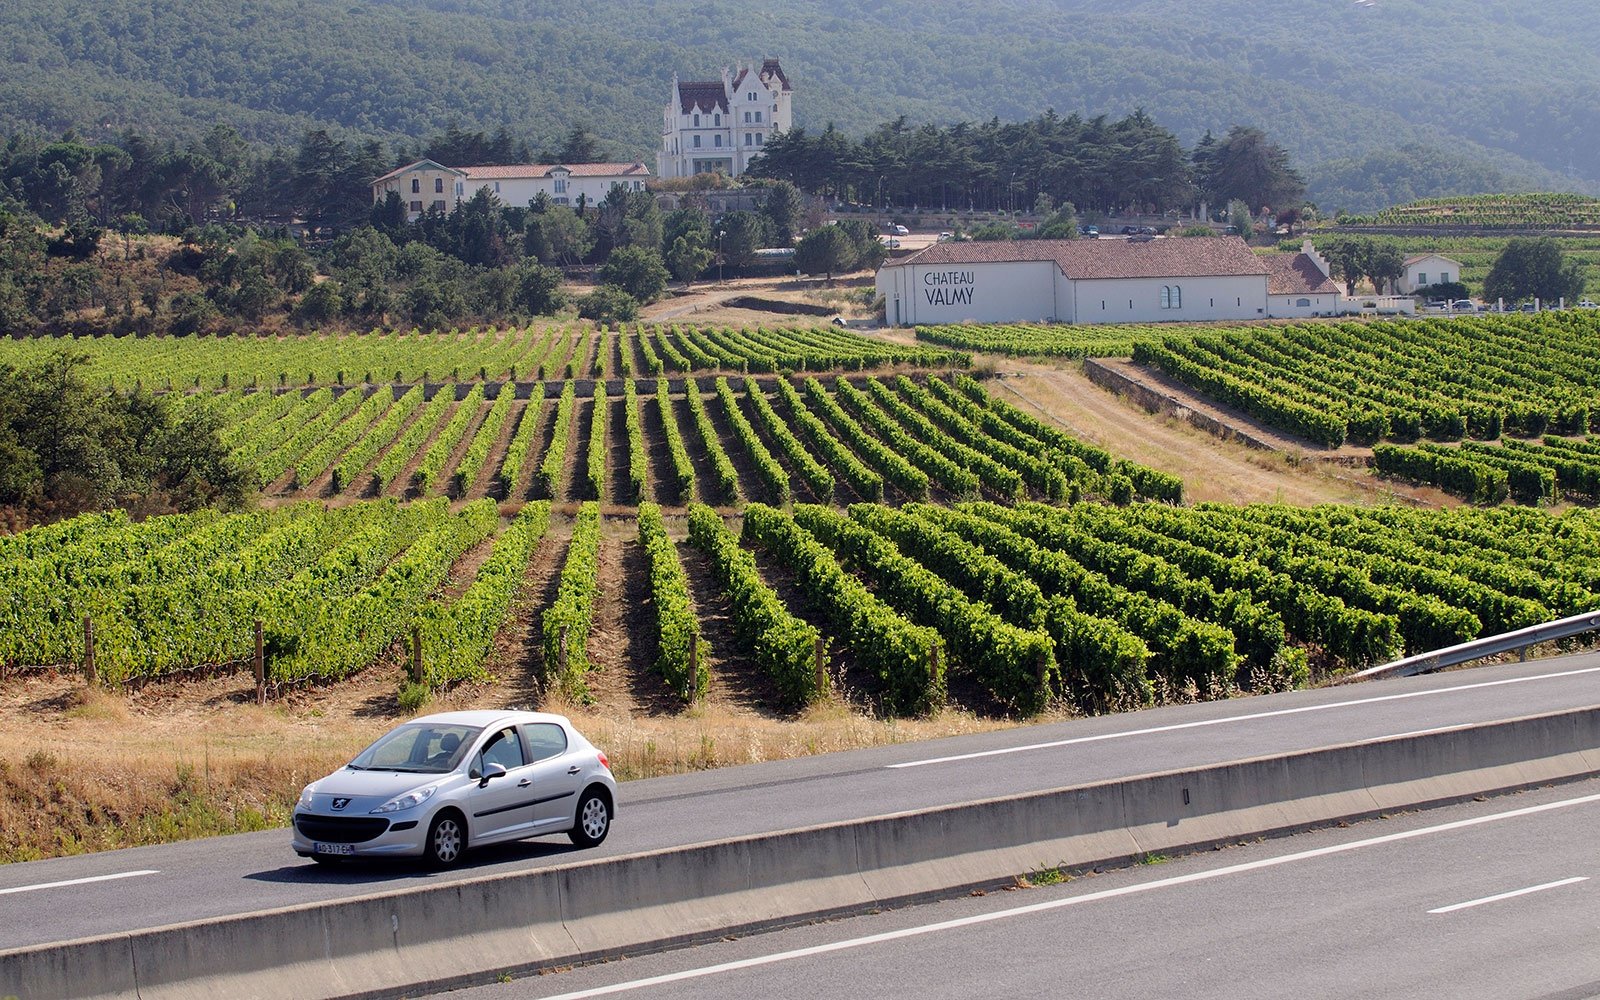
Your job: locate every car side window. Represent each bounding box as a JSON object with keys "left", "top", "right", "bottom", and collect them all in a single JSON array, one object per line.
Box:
[
  {"left": 478, "top": 727, "right": 526, "bottom": 773},
  {"left": 523, "top": 723, "right": 569, "bottom": 763}
]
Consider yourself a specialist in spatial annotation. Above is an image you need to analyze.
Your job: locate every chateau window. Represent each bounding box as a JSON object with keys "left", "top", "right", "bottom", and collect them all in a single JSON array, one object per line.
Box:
[
  {"left": 454, "top": 182, "right": 463, "bottom": 196},
  {"left": 714, "top": 113, "right": 721, "bottom": 126},
  {"left": 411, "top": 178, "right": 420, "bottom": 194},
  {"left": 744, "top": 134, "right": 752, "bottom": 146},
  {"left": 1160, "top": 286, "right": 1181, "bottom": 309},
  {"left": 410, "top": 200, "right": 422, "bottom": 213},
  {"left": 1418, "top": 272, "right": 1427, "bottom": 286},
  {"left": 1296, "top": 298, "right": 1311, "bottom": 307},
  {"left": 755, "top": 111, "right": 763, "bottom": 123},
  {"left": 754, "top": 133, "right": 763, "bottom": 146},
  {"left": 431, "top": 199, "right": 445, "bottom": 212},
  {"left": 714, "top": 135, "right": 722, "bottom": 147},
  {"left": 693, "top": 135, "right": 701, "bottom": 148},
  {"left": 1441, "top": 272, "right": 1451, "bottom": 282},
  {"left": 744, "top": 111, "right": 751, "bottom": 123},
  {"left": 494, "top": 181, "right": 501, "bottom": 193},
  {"left": 553, "top": 178, "right": 567, "bottom": 193},
  {"left": 748, "top": 91, "right": 757, "bottom": 101},
  {"left": 434, "top": 178, "right": 444, "bottom": 193},
  {"left": 693, "top": 114, "right": 700, "bottom": 127}
]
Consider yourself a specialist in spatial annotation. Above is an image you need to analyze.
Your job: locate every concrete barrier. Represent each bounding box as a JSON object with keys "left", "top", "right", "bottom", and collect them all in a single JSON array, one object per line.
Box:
[{"left": 7, "top": 706, "right": 1599, "bottom": 1000}]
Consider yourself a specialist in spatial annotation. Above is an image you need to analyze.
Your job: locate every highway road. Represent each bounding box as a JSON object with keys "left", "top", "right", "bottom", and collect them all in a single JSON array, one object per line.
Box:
[
  {"left": 435, "top": 776, "right": 1600, "bottom": 1000},
  {"left": 3, "top": 653, "right": 1599, "bottom": 952}
]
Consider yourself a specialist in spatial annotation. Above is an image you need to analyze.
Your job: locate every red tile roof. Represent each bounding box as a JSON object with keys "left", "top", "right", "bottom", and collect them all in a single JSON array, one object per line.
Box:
[
  {"left": 1265, "top": 253, "right": 1339, "bottom": 295},
  {"left": 885, "top": 236, "right": 1269, "bottom": 279},
  {"left": 459, "top": 163, "right": 651, "bottom": 179},
  {"left": 678, "top": 80, "right": 730, "bottom": 114},
  {"left": 1403, "top": 252, "right": 1460, "bottom": 267},
  {"left": 371, "top": 159, "right": 463, "bottom": 184}
]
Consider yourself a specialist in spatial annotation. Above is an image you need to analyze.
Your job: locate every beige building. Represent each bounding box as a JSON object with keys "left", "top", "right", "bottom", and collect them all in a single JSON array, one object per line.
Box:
[
  {"left": 1397, "top": 253, "right": 1463, "bottom": 294},
  {"left": 373, "top": 159, "right": 652, "bottom": 220}
]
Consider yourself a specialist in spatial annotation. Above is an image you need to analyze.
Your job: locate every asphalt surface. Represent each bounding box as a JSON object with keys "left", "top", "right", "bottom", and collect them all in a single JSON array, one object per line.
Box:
[
  {"left": 3, "top": 653, "right": 1599, "bottom": 951},
  {"left": 436, "top": 776, "right": 1600, "bottom": 1000}
]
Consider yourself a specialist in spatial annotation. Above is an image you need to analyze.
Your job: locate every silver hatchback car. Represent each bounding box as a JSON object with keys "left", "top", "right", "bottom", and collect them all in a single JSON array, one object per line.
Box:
[{"left": 293, "top": 710, "right": 616, "bottom": 867}]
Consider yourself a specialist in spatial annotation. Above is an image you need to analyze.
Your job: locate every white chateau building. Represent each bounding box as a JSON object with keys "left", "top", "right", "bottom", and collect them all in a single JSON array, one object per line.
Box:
[{"left": 657, "top": 59, "right": 793, "bottom": 179}]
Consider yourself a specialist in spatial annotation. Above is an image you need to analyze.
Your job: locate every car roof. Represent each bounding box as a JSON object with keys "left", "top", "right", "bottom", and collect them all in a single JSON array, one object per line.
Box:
[{"left": 409, "top": 709, "right": 572, "bottom": 729}]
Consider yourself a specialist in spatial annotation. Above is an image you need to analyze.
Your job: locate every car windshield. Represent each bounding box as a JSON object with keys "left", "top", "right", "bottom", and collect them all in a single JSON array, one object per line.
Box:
[{"left": 349, "top": 723, "right": 483, "bottom": 774}]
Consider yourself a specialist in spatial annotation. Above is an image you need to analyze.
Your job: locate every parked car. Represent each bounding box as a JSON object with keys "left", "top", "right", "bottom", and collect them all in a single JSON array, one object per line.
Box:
[
  {"left": 1451, "top": 300, "right": 1477, "bottom": 313},
  {"left": 890, "top": 224, "right": 909, "bottom": 236},
  {"left": 1518, "top": 302, "right": 1540, "bottom": 313},
  {"left": 292, "top": 710, "right": 616, "bottom": 868},
  {"left": 881, "top": 237, "right": 900, "bottom": 248},
  {"left": 1577, "top": 299, "right": 1599, "bottom": 309},
  {"left": 937, "top": 231, "right": 955, "bottom": 242},
  {"left": 1422, "top": 299, "right": 1450, "bottom": 313},
  {"left": 1081, "top": 225, "right": 1100, "bottom": 238}
]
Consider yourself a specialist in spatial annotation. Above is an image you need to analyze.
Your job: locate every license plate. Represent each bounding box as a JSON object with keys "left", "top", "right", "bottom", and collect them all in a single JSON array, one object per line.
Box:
[{"left": 314, "top": 842, "right": 355, "bottom": 856}]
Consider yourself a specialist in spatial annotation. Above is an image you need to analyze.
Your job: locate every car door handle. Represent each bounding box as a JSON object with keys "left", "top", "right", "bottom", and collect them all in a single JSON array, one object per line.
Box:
[
  {"left": 567, "top": 766, "right": 581, "bottom": 775},
  {"left": 517, "top": 779, "right": 532, "bottom": 787}
]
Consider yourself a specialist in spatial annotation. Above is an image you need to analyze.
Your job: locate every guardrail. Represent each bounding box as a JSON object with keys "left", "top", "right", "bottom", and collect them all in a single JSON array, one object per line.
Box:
[{"left": 1342, "top": 609, "right": 1600, "bottom": 683}]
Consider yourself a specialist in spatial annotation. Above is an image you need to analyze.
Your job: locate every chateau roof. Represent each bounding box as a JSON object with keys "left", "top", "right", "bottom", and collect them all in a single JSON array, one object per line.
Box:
[
  {"left": 1265, "top": 252, "right": 1339, "bottom": 295},
  {"left": 885, "top": 236, "right": 1270, "bottom": 280},
  {"left": 678, "top": 80, "right": 730, "bottom": 114},
  {"left": 760, "top": 58, "right": 792, "bottom": 91},
  {"left": 371, "top": 159, "right": 464, "bottom": 184}
]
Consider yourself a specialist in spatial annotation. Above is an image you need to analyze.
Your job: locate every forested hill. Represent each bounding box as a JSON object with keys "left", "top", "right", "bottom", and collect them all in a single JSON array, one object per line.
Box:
[{"left": 4, "top": 0, "right": 1597, "bottom": 212}]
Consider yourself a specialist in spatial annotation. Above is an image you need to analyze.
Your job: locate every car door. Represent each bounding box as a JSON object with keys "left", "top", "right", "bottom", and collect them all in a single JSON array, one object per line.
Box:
[
  {"left": 464, "top": 725, "right": 535, "bottom": 842},
  {"left": 522, "top": 722, "right": 586, "bottom": 829}
]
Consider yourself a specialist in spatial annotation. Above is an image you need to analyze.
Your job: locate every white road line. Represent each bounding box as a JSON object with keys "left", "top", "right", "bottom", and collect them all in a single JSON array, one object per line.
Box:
[
  {"left": 1428, "top": 876, "right": 1589, "bottom": 914},
  {"left": 0, "top": 869, "right": 160, "bottom": 896},
  {"left": 534, "top": 790, "right": 1600, "bottom": 1000},
  {"left": 889, "top": 664, "right": 1600, "bottom": 768}
]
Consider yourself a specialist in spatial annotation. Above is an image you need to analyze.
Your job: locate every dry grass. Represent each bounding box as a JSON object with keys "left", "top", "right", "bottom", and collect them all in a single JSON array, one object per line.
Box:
[{"left": 0, "top": 664, "right": 1039, "bottom": 862}]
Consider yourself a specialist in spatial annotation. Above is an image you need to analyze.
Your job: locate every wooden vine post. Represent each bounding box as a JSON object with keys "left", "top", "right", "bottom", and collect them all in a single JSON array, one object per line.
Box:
[
  {"left": 82, "top": 615, "right": 95, "bottom": 688},
  {"left": 254, "top": 619, "right": 266, "bottom": 705},
  {"left": 411, "top": 628, "right": 424, "bottom": 684},
  {"left": 813, "top": 636, "right": 827, "bottom": 697},
  {"left": 687, "top": 633, "right": 700, "bottom": 703},
  {"left": 558, "top": 625, "right": 569, "bottom": 681}
]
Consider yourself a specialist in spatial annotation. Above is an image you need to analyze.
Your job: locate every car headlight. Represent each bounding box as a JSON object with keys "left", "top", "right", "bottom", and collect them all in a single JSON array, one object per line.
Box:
[
  {"left": 296, "top": 784, "right": 316, "bottom": 811},
  {"left": 371, "top": 785, "right": 439, "bottom": 814}
]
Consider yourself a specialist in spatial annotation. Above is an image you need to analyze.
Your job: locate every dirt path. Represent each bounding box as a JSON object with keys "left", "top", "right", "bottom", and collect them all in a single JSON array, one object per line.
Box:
[
  {"left": 675, "top": 392, "right": 726, "bottom": 505},
  {"left": 570, "top": 397, "right": 598, "bottom": 503},
  {"left": 467, "top": 396, "right": 529, "bottom": 502},
  {"left": 994, "top": 362, "right": 1444, "bottom": 507},
  {"left": 605, "top": 396, "right": 635, "bottom": 506},
  {"left": 675, "top": 538, "right": 786, "bottom": 717},
  {"left": 491, "top": 515, "right": 573, "bottom": 701},
  {"left": 581, "top": 527, "right": 680, "bottom": 718}
]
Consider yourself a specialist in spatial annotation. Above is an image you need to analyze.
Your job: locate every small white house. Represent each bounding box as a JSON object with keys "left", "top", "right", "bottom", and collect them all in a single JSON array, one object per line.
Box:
[
  {"left": 373, "top": 160, "right": 652, "bottom": 220},
  {"left": 1397, "top": 253, "right": 1463, "bottom": 294},
  {"left": 1265, "top": 241, "right": 1342, "bottom": 318}
]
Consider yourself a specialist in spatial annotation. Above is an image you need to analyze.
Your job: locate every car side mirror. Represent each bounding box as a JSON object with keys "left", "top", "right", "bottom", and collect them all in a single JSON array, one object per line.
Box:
[{"left": 478, "top": 763, "right": 507, "bottom": 788}]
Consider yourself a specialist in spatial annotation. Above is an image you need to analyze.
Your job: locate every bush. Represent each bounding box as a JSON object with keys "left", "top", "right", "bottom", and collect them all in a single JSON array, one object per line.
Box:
[{"left": 577, "top": 285, "right": 639, "bottom": 324}]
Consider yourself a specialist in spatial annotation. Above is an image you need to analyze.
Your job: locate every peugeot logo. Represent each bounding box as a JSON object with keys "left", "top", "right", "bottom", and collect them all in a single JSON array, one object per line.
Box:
[{"left": 331, "top": 798, "right": 351, "bottom": 810}]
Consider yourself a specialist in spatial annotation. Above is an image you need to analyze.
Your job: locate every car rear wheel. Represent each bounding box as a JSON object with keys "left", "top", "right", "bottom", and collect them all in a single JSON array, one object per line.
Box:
[
  {"left": 425, "top": 812, "right": 466, "bottom": 868},
  {"left": 569, "top": 790, "right": 610, "bottom": 848}
]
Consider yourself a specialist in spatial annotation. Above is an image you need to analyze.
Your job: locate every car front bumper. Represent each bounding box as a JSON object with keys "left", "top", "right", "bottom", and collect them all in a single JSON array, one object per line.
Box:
[{"left": 291, "top": 810, "right": 429, "bottom": 858}]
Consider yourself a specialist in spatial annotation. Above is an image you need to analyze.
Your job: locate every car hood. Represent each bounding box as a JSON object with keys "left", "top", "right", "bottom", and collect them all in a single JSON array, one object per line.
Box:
[{"left": 310, "top": 768, "right": 457, "bottom": 799}]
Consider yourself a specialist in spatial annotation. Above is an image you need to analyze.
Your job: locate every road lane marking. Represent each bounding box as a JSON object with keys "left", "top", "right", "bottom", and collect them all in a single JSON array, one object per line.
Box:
[
  {"left": 1429, "top": 876, "right": 1588, "bottom": 914},
  {"left": 890, "top": 664, "right": 1600, "bottom": 768},
  {"left": 533, "top": 790, "right": 1600, "bottom": 999},
  {"left": 0, "top": 869, "right": 159, "bottom": 896}
]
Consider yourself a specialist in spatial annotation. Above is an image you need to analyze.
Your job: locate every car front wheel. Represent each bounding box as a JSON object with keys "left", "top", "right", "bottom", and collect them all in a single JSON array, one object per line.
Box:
[
  {"left": 569, "top": 790, "right": 610, "bottom": 848},
  {"left": 425, "top": 811, "right": 466, "bottom": 868}
]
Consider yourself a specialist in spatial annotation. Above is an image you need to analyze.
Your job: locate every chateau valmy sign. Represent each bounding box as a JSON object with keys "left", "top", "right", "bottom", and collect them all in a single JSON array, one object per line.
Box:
[{"left": 923, "top": 270, "right": 975, "bottom": 306}]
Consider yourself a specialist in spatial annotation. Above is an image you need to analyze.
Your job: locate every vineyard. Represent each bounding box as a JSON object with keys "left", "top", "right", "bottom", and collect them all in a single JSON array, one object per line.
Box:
[
  {"left": 915, "top": 323, "right": 1175, "bottom": 359},
  {"left": 5, "top": 498, "right": 1598, "bottom": 720},
  {"left": 1132, "top": 312, "right": 1600, "bottom": 451},
  {"left": 1338, "top": 193, "right": 1600, "bottom": 230},
  {"left": 0, "top": 323, "right": 966, "bottom": 391},
  {"left": 183, "top": 372, "right": 1182, "bottom": 508}
]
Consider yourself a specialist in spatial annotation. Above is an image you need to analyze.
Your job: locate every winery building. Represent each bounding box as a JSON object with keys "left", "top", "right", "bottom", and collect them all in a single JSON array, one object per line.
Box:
[{"left": 876, "top": 237, "right": 1274, "bottom": 327}]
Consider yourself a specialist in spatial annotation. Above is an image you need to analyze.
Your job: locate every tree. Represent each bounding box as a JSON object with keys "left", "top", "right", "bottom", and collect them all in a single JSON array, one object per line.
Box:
[
  {"left": 665, "top": 234, "right": 715, "bottom": 285},
  {"left": 1483, "top": 238, "right": 1587, "bottom": 304},
  {"left": 762, "top": 181, "right": 804, "bottom": 246},
  {"left": 524, "top": 206, "right": 592, "bottom": 265},
  {"left": 794, "top": 225, "right": 856, "bottom": 283},
  {"left": 1227, "top": 200, "right": 1254, "bottom": 241},
  {"left": 1364, "top": 243, "right": 1405, "bottom": 295},
  {"left": 511, "top": 261, "right": 566, "bottom": 315},
  {"left": 292, "top": 280, "right": 344, "bottom": 325},
  {"left": 553, "top": 124, "right": 605, "bottom": 164},
  {"left": 1319, "top": 236, "right": 1372, "bottom": 295},
  {"left": 718, "top": 211, "right": 773, "bottom": 271},
  {"left": 1035, "top": 203, "right": 1079, "bottom": 240},
  {"left": 1204, "top": 126, "right": 1306, "bottom": 215},
  {"left": 598, "top": 245, "right": 669, "bottom": 303},
  {"left": 577, "top": 285, "right": 639, "bottom": 324}
]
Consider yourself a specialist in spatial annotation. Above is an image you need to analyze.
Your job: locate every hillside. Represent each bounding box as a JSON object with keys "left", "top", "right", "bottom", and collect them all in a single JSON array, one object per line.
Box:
[{"left": 2, "top": 0, "right": 1598, "bottom": 212}]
